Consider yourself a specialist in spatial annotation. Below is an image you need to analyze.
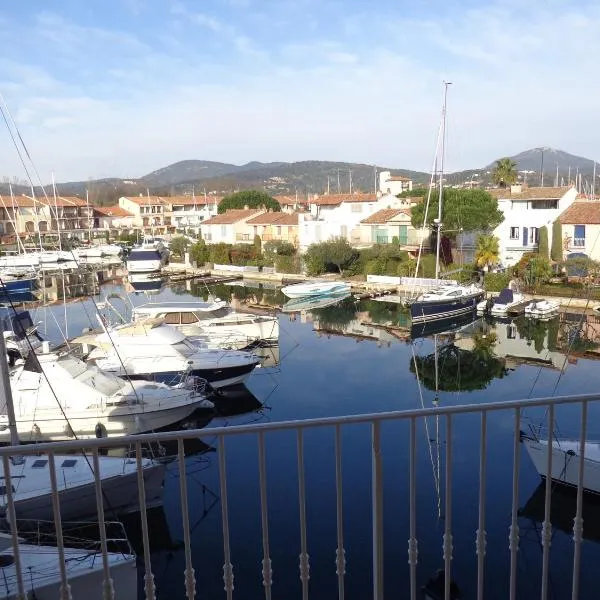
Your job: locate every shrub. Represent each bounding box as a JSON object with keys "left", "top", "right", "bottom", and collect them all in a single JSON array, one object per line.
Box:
[
  {"left": 230, "top": 243, "right": 261, "bottom": 266},
  {"left": 189, "top": 240, "right": 209, "bottom": 266},
  {"left": 537, "top": 226, "right": 549, "bottom": 259},
  {"left": 551, "top": 220, "right": 563, "bottom": 262},
  {"left": 275, "top": 254, "right": 301, "bottom": 274},
  {"left": 483, "top": 272, "right": 511, "bottom": 292},
  {"left": 169, "top": 235, "right": 189, "bottom": 258},
  {"left": 209, "top": 243, "right": 232, "bottom": 265}
]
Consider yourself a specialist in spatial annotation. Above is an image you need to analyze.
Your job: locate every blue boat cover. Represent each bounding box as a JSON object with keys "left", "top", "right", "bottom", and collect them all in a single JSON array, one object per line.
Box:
[{"left": 496, "top": 288, "right": 514, "bottom": 305}]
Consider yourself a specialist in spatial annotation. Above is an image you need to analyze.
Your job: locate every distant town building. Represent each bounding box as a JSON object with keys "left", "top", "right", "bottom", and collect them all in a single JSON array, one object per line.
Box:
[{"left": 378, "top": 171, "right": 413, "bottom": 196}]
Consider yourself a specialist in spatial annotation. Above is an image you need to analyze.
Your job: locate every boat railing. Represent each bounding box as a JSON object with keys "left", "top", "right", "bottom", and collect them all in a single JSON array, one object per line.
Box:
[{"left": 0, "top": 391, "right": 597, "bottom": 599}]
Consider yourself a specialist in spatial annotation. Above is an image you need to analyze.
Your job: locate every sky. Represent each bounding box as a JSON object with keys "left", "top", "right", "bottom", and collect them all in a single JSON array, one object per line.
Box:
[{"left": 0, "top": 0, "right": 598, "bottom": 182}]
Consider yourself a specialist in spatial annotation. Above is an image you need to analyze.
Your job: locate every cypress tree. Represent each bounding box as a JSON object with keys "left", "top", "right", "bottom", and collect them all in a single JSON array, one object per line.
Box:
[{"left": 551, "top": 220, "right": 563, "bottom": 262}]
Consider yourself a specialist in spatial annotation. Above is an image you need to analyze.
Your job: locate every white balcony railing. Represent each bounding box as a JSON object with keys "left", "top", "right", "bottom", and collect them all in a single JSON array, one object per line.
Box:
[
  {"left": 573, "top": 238, "right": 586, "bottom": 248},
  {"left": 0, "top": 391, "right": 596, "bottom": 599}
]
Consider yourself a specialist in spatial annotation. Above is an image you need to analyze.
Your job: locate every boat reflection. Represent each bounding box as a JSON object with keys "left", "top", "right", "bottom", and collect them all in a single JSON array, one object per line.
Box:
[
  {"left": 410, "top": 311, "right": 479, "bottom": 339},
  {"left": 126, "top": 273, "right": 166, "bottom": 294},
  {"left": 282, "top": 291, "right": 351, "bottom": 313}
]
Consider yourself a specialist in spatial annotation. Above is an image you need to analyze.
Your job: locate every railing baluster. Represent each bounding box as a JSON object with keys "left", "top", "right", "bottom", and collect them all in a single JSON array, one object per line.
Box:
[
  {"left": 541, "top": 404, "right": 555, "bottom": 600},
  {"left": 92, "top": 449, "right": 115, "bottom": 600},
  {"left": 258, "top": 431, "right": 273, "bottom": 599},
  {"left": 218, "top": 436, "right": 234, "bottom": 599},
  {"left": 334, "top": 424, "right": 346, "bottom": 600},
  {"left": 178, "top": 439, "right": 196, "bottom": 599},
  {"left": 476, "top": 411, "right": 488, "bottom": 600},
  {"left": 372, "top": 421, "right": 384, "bottom": 600},
  {"left": 408, "top": 417, "right": 418, "bottom": 600},
  {"left": 2, "top": 456, "right": 26, "bottom": 600},
  {"left": 297, "top": 430, "right": 310, "bottom": 599},
  {"left": 48, "top": 451, "right": 72, "bottom": 600},
  {"left": 443, "top": 415, "right": 453, "bottom": 600},
  {"left": 136, "top": 442, "right": 156, "bottom": 600},
  {"left": 508, "top": 408, "right": 521, "bottom": 600},
  {"left": 572, "top": 400, "right": 588, "bottom": 600}
]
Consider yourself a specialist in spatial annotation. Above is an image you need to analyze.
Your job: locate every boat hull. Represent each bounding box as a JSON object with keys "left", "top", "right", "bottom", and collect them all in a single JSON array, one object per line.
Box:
[
  {"left": 127, "top": 259, "right": 163, "bottom": 273},
  {"left": 281, "top": 282, "right": 350, "bottom": 299},
  {"left": 12, "top": 463, "right": 166, "bottom": 521},
  {"left": 0, "top": 276, "right": 37, "bottom": 293},
  {"left": 410, "top": 291, "right": 484, "bottom": 323}
]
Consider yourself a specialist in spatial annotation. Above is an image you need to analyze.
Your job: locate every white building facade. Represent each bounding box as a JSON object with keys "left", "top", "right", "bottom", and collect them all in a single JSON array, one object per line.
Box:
[{"left": 378, "top": 171, "right": 413, "bottom": 196}]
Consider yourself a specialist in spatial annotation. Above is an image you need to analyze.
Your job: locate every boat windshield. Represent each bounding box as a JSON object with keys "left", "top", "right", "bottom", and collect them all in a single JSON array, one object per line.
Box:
[
  {"left": 57, "top": 355, "right": 124, "bottom": 395},
  {"left": 128, "top": 250, "right": 161, "bottom": 260}
]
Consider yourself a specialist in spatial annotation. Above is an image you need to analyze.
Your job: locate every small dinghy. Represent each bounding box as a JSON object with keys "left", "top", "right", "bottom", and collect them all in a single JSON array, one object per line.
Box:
[{"left": 524, "top": 298, "right": 559, "bottom": 319}]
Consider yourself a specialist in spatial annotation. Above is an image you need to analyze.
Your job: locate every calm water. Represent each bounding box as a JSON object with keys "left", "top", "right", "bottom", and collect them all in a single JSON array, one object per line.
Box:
[{"left": 12, "top": 276, "right": 600, "bottom": 599}]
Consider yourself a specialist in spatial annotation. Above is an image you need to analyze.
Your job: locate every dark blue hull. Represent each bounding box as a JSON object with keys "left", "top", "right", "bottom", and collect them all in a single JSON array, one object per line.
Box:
[
  {"left": 410, "top": 291, "right": 485, "bottom": 323},
  {"left": 410, "top": 311, "right": 479, "bottom": 339},
  {"left": 0, "top": 277, "right": 37, "bottom": 293}
]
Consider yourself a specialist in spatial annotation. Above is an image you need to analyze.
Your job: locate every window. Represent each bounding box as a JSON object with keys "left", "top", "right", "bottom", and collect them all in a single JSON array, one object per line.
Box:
[
  {"left": 163, "top": 312, "right": 181, "bottom": 325},
  {"left": 507, "top": 324, "right": 517, "bottom": 339},
  {"left": 509, "top": 227, "right": 520, "bottom": 240},
  {"left": 181, "top": 312, "right": 200, "bottom": 324},
  {"left": 531, "top": 200, "right": 558, "bottom": 209},
  {"left": 31, "top": 459, "right": 48, "bottom": 468},
  {"left": 221, "top": 225, "right": 227, "bottom": 237},
  {"left": 350, "top": 204, "right": 363, "bottom": 213},
  {"left": 529, "top": 227, "right": 539, "bottom": 245},
  {"left": 574, "top": 225, "right": 586, "bottom": 244},
  {"left": 61, "top": 459, "right": 77, "bottom": 468},
  {"left": 276, "top": 226, "right": 282, "bottom": 235}
]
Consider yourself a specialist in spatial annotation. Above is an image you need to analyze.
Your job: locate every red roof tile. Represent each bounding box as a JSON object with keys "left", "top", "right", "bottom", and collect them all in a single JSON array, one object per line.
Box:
[
  {"left": 202, "top": 209, "right": 263, "bottom": 225},
  {"left": 559, "top": 201, "right": 600, "bottom": 225},
  {"left": 311, "top": 193, "right": 378, "bottom": 206},
  {"left": 246, "top": 212, "right": 299, "bottom": 225},
  {"left": 93, "top": 205, "right": 134, "bottom": 218},
  {"left": 360, "top": 208, "right": 411, "bottom": 224}
]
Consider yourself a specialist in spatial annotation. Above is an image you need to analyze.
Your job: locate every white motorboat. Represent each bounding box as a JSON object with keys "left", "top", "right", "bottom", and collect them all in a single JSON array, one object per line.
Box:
[
  {"left": 524, "top": 299, "right": 559, "bottom": 319},
  {"left": 410, "top": 283, "right": 484, "bottom": 324},
  {"left": 282, "top": 291, "right": 351, "bottom": 313},
  {"left": 76, "top": 318, "right": 261, "bottom": 389},
  {"left": 74, "top": 244, "right": 123, "bottom": 259},
  {"left": 476, "top": 287, "right": 525, "bottom": 316},
  {"left": 521, "top": 431, "right": 600, "bottom": 494},
  {"left": 281, "top": 281, "right": 351, "bottom": 299},
  {"left": 0, "top": 531, "right": 137, "bottom": 599},
  {"left": 132, "top": 300, "right": 279, "bottom": 347},
  {"left": 1, "top": 351, "right": 212, "bottom": 442},
  {"left": 126, "top": 239, "right": 169, "bottom": 273}
]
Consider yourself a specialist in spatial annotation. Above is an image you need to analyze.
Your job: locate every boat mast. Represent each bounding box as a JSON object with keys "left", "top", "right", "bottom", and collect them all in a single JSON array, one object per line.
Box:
[
  {"left": 86, "top": 189, "right": 93, "bottom": 244},
  {"left": 0, "top": 332, "right": 20, "bottom": 447},
  {"left": 51, "top": 172, "right": 63, "bottom": 252},
  {"left": 434, "top": 81, "right": 451, "bottom": 280}
]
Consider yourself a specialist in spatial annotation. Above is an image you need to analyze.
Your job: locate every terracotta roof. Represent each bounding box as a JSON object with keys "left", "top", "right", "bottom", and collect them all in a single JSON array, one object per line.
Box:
[
  {"left": 168, "top": 195, "right": 222, "bottom": 206},
  {"left": 246, "top": 212, "right": 299, "bottom": 226},
  {"left": 202, "top": 209, "right": 263, "bottom": 225},
  {"left": 386, "top": 175, "right": 412, "bottom": 182},
  {"left": 360, "top": 208, "right": 411, "bottom": 224},
  {"left": 559, "top": 201, "right": 600, "bottom": 225},
  {"left": 488, "top": 186, "right": 573, "bottom": 200},
  {"left": 312, "top": 193, "right": 378, "bottom": 206},
  {"left": 273, "top": 195, "right": 308, "bottom": 206},
  {"left": 1, "top": 195, "right": 88, "bottom": 208},
  {"left": 94, "top": 205, "right": 134, "bottom": 218},
  {"left": 120, "top": 195, "right": 170, "bottom": 205}
]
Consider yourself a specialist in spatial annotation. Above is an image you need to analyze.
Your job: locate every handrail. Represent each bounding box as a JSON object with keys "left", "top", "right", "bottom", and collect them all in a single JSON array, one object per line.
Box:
[{"left": 1, "top": 391, "right": 598, "bottom": 456}]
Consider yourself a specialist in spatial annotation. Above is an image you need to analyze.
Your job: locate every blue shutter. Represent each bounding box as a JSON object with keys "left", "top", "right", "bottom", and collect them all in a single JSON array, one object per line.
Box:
[{"left": 522, "top": 227, "right": 528, "bottom": 247}]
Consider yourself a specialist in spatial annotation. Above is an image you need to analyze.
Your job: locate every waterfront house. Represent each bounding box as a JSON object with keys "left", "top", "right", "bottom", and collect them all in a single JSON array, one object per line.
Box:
[
  {"left": 273, "top": 195, "right": 309, "bottom": 214},
  {"left": 458, "top": 185, "right": 577, "bottom": 266},
  {"left": 298, "top": 192, "right": 402, "bottom": 250},
  {"left": 118, "top": 195, "right": 173, "bottom": 233},
  {"left": 558, "top": 201, "right": 600, "bottom": 261},
  {"left": 201, "top": 209, "right": 264, "bottom": 244},
  {"left": 93, "top": 205, "right": 135, "bottom": 230},
  {"left": 378, "top": 171, "right": 413, "bottom": 195},
  {"left": 245, "top": 211, "right": 299, "bottom": 247},
  {"left": 358, "top": 208, "right": 427, "bottom": 252},
  {"left": 168, "top": 195, "right": 220, "bottom": 233}
]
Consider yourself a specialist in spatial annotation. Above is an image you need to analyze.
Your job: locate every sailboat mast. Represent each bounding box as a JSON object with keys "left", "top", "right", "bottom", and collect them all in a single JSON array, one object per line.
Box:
[
  {"left": 51, "top": 172, "right": 62, "bottom": 252},
  {"left": 435, "top": 81, "right": 451, "bottom": 280},
  {"left": 0, "top": 333, "right": 20, "bottom": 447},
  {"left": 86, "top": 189, "right": 92, "bottom": 243}
]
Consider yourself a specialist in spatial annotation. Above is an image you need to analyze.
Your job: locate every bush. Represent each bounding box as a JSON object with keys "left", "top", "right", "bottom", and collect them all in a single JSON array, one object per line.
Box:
[
  {"left": 303, "top": 238, "right": 358, "bottom": 275},
  {"left": 209, "top": 243, "right": 232, "bottom": 265},
  {"left": 483, "top": 272, "right": 511, "bottom": 292},
  {"left": 230, "top": 243, "right": 261, "bottom": 266},
  {"left": 170, "top": 235, "right": 189, "bottom": 258},
  {"left": 538, "top": 226, "right": 549, "bottom": 259},
  {"left": 263, "top": 240, "right": 296, "bottom": 267},
  {"left": 304, "top": 252, "right": 326, "bottom": 276},
  {"left": 275, "top": 254, "right": 301, "bottom": 274},
  {"left": 189, "top": 240, "right": 209, "bottom": 266},
  {"left": 551, "top": 220, "right": 563, "bottom": 262}
]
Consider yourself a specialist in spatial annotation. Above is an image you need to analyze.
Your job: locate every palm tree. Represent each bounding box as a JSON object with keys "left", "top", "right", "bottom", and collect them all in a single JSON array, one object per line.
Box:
[
  {"left": 491, "top": 158, "right": 518, "bottom": 188},
  {"left": 475, "top": 234, "right": 499, "bottom": 272}
]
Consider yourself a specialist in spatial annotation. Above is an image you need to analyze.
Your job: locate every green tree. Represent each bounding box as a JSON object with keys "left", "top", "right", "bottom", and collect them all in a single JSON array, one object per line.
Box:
[
  {"left": 209, "top": 243, "right": 232, "bottom": 265},
  {"left": 397, "top": 187, "right": 429, "bottom": 198},
  {"left": 551, "top": 220, "right": 563, "bottom": 262},
  {"left": 491, "top": 158, "right": 518, "bottom": 188},
  {"left": 475, "top": 234, "right": 500, "bottom": 271},
  {"left": 410, "top": 189, "right": 503, "bottom": 234},
  {"left": 537, "top": 226, "right": 549, "bottom": 259},
  {"left": 189, "top": 239, "right": 209, "bottom": 266},
  {"left": 218, "top": 190, "right": 280, "bottom": 214},
  {"left": 169, "top": 235, "right": 189, "bottom": 258},
  {"left": 303, "top": 238, "right": 358, "bottom": 275},
  {"left": 253, "top": 234, "right": 262, "bottom": 256},
  {"left": 325, "top": 238, "right": 358, "bottom": 274}
]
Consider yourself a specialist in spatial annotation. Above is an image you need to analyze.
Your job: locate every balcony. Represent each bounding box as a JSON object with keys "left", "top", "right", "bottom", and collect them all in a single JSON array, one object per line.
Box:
[
  {"left": 572, "top": 237, "right": 586, "bottom": 248},
  {"left": 1, "top": 391, "right": 596, "bottom": 599}
]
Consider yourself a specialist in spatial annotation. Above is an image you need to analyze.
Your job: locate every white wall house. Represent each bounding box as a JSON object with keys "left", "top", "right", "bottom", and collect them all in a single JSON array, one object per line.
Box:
[
  {"left": 458, "top": 185, "right": 578, "bottom": 267},
  {"left": 378, "top": 171, "right": 413, "bottom": 196},
  {"left": 169, "top": 196, "right": 220, "bottom": 233},
  {"left": 298, "top": 192, "right": 407, "bottom": 250},
  {"left": 201, "top": 209, "right": 263, "bottom": 244},
  {"left": 558, "top": 201, "right": 600, "bottom": 261}
]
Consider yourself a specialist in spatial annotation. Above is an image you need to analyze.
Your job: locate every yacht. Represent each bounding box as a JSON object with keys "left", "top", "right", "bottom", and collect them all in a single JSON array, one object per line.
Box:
[
  {"left": 77, "top": 318, "right": 261, "bottom": 389},
  {"left": 524, "top": 299, "right": 560, "bottom": 319},
  {"left": 281, "top": 281, "right": 351, "bottom": 299},
  {"left": 74, "top": 244, "right": 123, "bottom": 259},
  {"left": 132, "top": 300, "right": 279, "bottom": 347},
  {"left": 0, "top": 532, "right": 137, "bottom": 599},
  {"left": 410, "top": 283, "right": 484, "bottom": 324},
  {"left": 1, "top": 351, "right": 212, "bottom": 442},
  {"left": 477, "top": 287, "right": 525, "bottom": 317},
  {"left": 125, "top": 239, "right": 169, "bottom": 273}
]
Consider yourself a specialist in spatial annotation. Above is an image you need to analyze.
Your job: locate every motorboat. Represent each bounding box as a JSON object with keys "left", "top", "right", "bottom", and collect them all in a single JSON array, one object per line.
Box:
[
  {"left": 75, "top": 318, "right": 261, "bottom": 389},
  {"left": 0, "top": 531, "right": 137, "bottom": 599},
  {"left": 410, "top": 283, "right": 484, "bottom": 324},
  {"left": 126, "top": 272, "right": 166, "bottom": 295},
  {"left": 126, "top": 239, "right": 169, "bottom": 273},
  {"left": 1, "top": 350, "right": 212, "bottom": 442},
  {"left": 524, "top": 299, "right": 559, "bottom": 319},
  {"left": 282, "top": 291, "right": 351, "bottom": 313},
  {"left": 74, "top": 244, "right": 123, "bottom": 259},
  {"left": 0, "top": 269, "right": 38, "bottom": 294},
  {"left": 1, "top": 308, "right": 45, "bottom": 367},
  {"left": 131, "top": 300, "right": 279, "bottom": 347},
  {"left": 281, "top": 281, "right": 351, "bottom": 299},
  {"left": 476, "top": 287, "right": 525, "bottom": 316}
]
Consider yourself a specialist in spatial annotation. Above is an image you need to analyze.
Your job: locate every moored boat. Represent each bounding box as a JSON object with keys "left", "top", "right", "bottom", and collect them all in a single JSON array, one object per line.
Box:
[
  {"left": 476, "top": 287, "right": 525, "bottom": 316},
  {"left": 281, "top": 281, "right": 351, "bottom": 299},
  {"left": 524, "top": 298, "right": 559, "bottom": 319}
]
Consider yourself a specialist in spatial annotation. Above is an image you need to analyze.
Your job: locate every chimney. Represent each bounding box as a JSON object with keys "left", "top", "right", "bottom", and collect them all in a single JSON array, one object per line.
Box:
[{"left": 510, "top": 184, "right": 522, "bottom": 194}]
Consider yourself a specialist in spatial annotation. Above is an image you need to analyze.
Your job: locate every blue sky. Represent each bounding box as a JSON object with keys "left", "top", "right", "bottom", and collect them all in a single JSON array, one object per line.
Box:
[{"left": 0, "top": 0, "right": 598, "bottom": 181}]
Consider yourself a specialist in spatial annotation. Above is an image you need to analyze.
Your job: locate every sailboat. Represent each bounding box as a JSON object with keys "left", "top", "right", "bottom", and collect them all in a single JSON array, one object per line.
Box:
[
  {"left": 0, "top": 331, "right": 166, "bottom": 520},
  {"left": 409, "top": 83, "right": 484, "bottom": 324}
]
